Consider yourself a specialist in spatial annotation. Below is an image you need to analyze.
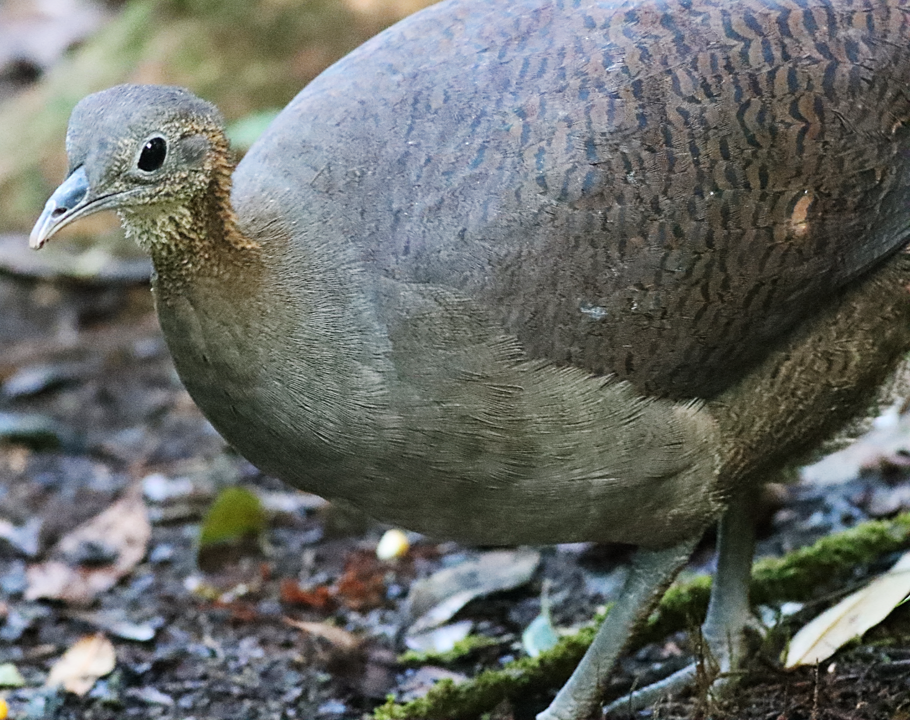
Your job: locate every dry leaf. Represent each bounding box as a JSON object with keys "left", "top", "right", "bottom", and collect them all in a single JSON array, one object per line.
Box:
[
  {"left": 280, "top": 580, "right": 336, "bottom": 610},
  {"left": 404, "top": 619, "right": 473, "bottom": 654},
  {"left": 283, "top": 618, "right": 360, "bottom": 651},
  {"left": 45, "top": 633, "right": 116, "bottom": 695},
  {"left": 336, "top": 550, "right": 387, "bottom": 610},
  {"left": 406, "top": 549, "right": 541, "bottom": 635},
  {"left": 785, "top": 550, "right": 910, "bottom": 667},
  {"left": 284, "top": 618, "right": 395, "bottom": 698},
  {"left": 26, "top": 489, "right": 150, "bottom": 604}
]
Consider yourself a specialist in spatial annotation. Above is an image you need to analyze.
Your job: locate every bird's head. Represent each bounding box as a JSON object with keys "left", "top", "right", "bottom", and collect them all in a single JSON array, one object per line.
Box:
[{"left": 30, "top": 84, "right": 228, "bottom": 251}]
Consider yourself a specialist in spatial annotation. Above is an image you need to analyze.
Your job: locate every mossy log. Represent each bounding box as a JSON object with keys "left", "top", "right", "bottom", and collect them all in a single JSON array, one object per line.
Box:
[{"left": 375, "top": 512, "right": 910, "bottom": 720}]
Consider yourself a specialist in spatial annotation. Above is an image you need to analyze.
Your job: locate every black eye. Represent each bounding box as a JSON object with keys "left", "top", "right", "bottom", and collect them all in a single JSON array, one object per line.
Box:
[{"left": 138, "top": 137, "right": 167, "bottom": 172}]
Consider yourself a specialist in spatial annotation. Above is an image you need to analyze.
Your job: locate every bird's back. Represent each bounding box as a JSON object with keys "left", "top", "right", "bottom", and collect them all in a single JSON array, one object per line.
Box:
[{"left": 235, "top": 0, "right": 910, "bottom": 400}]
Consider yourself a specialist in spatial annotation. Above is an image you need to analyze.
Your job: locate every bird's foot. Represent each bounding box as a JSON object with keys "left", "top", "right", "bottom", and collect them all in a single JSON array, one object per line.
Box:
[
  {"left": 602, "top": 626, "right": 742, "bottom": 716},
  {"left": 604, "top": 488, "right": 759, "bottom": 717},
  {"left": 535, "top": 539, "right": 697, "bottom": 720}
]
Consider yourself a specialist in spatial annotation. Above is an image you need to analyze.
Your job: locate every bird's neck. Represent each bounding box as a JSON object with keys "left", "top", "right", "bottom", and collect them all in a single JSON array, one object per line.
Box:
[{"left": 120, "top": 142, "right": 260, "bottom": 292}]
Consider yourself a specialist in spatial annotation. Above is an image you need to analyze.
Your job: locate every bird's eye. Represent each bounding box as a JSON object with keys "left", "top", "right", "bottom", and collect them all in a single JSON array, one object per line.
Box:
[{"left": 138, "top": 137, "right": 167, "bottom": 172}]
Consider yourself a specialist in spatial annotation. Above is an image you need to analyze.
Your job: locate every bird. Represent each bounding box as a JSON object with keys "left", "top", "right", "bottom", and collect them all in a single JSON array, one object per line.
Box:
[{"left": 29, "top": 0, "right": 910, "bottom": 716}]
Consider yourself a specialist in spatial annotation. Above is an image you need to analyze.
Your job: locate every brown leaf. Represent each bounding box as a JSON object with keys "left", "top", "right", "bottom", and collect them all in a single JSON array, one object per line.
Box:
[
  {"left": 279, "top": 580, "right": 336, "bottom": 610},
  {"left": 336, "top": 549, "right": 387, "bottom": 610},
  {"left": 283, "top": 618, "right": 360, "bottom": 651},
  {"left": 26, "top": 489, "right": 150, "bottom": 604},
  {"left": 45, "top": 633, "right": 116, "bottom": 695},
  {"left": 279, "top": 549, "right": 390, "bottom": 611}
]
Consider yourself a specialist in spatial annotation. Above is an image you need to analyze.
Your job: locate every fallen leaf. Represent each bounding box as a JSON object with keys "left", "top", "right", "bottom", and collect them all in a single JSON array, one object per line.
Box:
[
  {"left": 280, "top": 580, "right": 336, "bottom": 610},
  {"left": 68, "top": 610, "right": 161, "bottom": 642},
  {"left": 26, "top": 489, "right": 150, "bottom": 604},
  {"left": 280, "top": 549, "right": 389, "bottom": 612},
  {"left": 0, "top": 410, "right": 79, "bottom": 451},
  {"left": 284, "top": 618, "right": 360, "bottom": 651},
  {"left": 336, "top": 550, "right": 387, "bottom": 610},
  {"left": 522, "top": 580, "right": 559, "bottom": 658},
  {"left": 406, "top": 549, "right": 540, "bottom": 635},
  {"left": 522, "top": 612, "right": 559, "bottom": 659},
  {"left": 2, "top": 362, "right": 85, "bottom": 398},
  {"left": 284, "top": 619, "right": 396, "bottom": 698},
  {"left": 125, "top": 686, "right": 175, "bottom": 706},
  {"left": 0, "top": 663, "right": 24, "bottom": 688},
  {"left": 785, "top": 550, "right": 910, "bottom": 667},
  {"left": 198, "top": 486, "right": 266, "bottom": 547},
  {"left": 404, "top": 619, "right": 473, "bottom": 654},
  {"left": 45, "top": 633, "right": 116, "bottom": 695}
]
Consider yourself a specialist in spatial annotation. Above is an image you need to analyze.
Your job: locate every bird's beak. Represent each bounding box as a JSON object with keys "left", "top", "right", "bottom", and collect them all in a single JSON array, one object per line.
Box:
[{"left": 30, "top": 167, "right": 92, "bottom": 250}]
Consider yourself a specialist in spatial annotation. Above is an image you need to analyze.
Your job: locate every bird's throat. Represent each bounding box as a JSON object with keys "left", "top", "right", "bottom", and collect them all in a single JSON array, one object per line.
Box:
[{"left": 122, "top": 168, "right": 262, "bottom": 295}]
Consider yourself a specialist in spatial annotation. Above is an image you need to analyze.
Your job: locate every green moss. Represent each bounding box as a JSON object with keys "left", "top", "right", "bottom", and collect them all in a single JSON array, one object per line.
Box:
[
  {"left": 751, "top": 515, "right": 910, "bottom": 604},
  {"left": 374, "top": 512, "right": 910, "bottom": 720},
  {"left": 399, "top": 634, "right": 501, "bottom": 666}
]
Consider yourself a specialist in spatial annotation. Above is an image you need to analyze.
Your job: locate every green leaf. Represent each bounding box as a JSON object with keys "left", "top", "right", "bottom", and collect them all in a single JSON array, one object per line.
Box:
[{"left": 198, "top": 487, "right": 266, "bottom": 547}]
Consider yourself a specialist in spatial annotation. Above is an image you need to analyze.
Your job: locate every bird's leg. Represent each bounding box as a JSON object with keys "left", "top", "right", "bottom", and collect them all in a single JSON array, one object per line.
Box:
[
  {"left": 537, "top": 536, "right": 698, "bottom": 720},
  {"left": 603, "top": 487, "right": 759, "bottom": 716},
  {"left": 700, "top": 485, "right": 758, "bottom": 672}
]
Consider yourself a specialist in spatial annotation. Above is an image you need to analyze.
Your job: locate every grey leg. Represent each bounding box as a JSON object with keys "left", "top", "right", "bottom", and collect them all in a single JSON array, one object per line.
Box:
[
  {"left": 603, "top": 489, "right": 758, "bottom": 716},
  {"left": 701, "top": 486, "right": 757, "bottom": 670},
  {"left": 537, "top": 537, "right": 698, "bottom": 720}
]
